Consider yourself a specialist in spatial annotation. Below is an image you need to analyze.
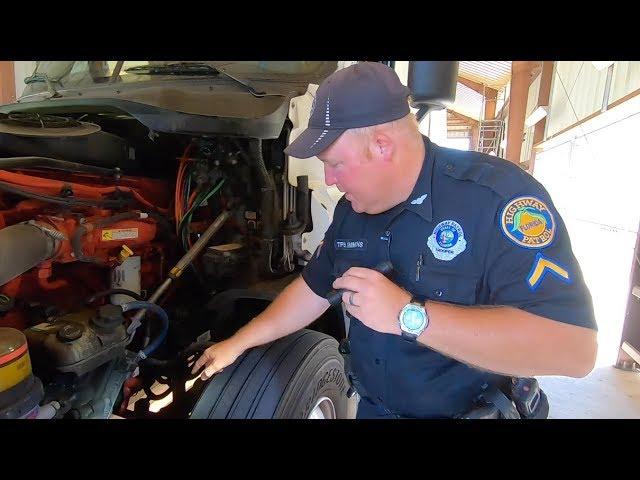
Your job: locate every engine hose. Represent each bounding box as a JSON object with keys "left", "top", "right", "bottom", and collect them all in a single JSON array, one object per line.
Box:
[
  {"left": 0, "top": 180, "right": 129, "bottom": 209},
  {"left": 72, "top": 211, "right": 143, "bottom": 263},
  {"left": 147, "top": 211, "right": 175, "bottom": 246},
  {"left": 120, "top": 301, "right": 169, "bottom": 359},
  {"left": 142, "top": 340, "right": 216, "bottom": 369},
  {"left": 249, "top": 138, "right": 275, "bottom": 192},
  {"left": 0, "top": 223, "right": 58, "bottom": 286},
  {"left": 0, "top": 156, "right": 119, "bottom": 177},
  {"left": 296, "top": 175, "right": 310, "bottom": 229},
  {"left": 85, "top": 288, "right": 144, "bottom": 304},
  {"left": 249, "top": 140, "right": 281, "bottom": 236}
]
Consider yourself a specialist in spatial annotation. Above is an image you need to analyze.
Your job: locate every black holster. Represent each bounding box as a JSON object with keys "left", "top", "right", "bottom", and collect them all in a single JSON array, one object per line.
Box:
[
  {"left": 338, "top": 338, "right": 367, "bottom": 399},
  {"left": 459, "top": 377, "right": 549, "bottom": 419}
]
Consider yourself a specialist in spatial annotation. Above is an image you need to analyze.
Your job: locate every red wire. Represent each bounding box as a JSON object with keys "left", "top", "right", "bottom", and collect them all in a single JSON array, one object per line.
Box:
[
  {"left": 187, "top": 189, "right": 199, "bottom": 210},
  {"left": 174, "top": 143, "right": 195, "bottom": 228}
]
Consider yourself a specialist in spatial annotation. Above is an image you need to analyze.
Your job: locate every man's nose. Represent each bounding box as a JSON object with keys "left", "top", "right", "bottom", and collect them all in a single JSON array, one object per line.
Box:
[{"left": 324, "top": 166, "right": 337, "bottom": 186}]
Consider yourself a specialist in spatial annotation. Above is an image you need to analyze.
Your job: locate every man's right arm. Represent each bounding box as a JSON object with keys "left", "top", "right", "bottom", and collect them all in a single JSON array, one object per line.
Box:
[
  {"left": 193, "top": 197, "right": 347, "bottom": 379},
  {"left": 192, "top": 276, "right": 330, "bottom": 379}
]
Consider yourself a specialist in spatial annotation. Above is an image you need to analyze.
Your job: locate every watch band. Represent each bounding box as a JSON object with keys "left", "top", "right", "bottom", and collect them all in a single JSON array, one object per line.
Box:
[
  {"left": 410, "top": 295, "right": 425, "bottom": 306},
  {"left": 401, "top": 330, "right": 418, "bottom": 341}
]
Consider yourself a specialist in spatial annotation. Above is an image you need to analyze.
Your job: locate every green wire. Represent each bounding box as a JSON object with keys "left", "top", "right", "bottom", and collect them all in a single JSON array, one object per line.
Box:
[
  {"left": 179, "top": 179, "right": 225, "bottom": 250},
  {"left": 179, "top": 178, "right": 225, "bottom": 234}
]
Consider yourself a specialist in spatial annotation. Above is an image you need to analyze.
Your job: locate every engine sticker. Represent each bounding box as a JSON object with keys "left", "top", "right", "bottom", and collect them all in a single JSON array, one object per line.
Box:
[{"left": 101, "top": 228, "right": 139, "bottom": 241}]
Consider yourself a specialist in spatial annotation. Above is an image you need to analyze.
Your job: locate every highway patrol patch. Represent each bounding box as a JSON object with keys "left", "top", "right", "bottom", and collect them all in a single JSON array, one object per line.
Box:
[
  {"left": 500, "top": 196, "right": 555, "bottom": 249},
  {"left": 427, "top": 220, "right": 467, "bottom": 261}
]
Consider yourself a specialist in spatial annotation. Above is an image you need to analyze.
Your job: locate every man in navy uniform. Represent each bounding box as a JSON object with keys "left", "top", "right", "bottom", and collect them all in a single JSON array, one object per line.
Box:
[{"left": 193, "top": 62, "right": 597, "bottom": 419}]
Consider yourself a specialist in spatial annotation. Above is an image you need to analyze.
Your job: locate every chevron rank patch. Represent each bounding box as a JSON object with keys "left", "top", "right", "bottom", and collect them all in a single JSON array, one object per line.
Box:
[{"left": 526, "top": 252, "right": 572, "bottom": 291}]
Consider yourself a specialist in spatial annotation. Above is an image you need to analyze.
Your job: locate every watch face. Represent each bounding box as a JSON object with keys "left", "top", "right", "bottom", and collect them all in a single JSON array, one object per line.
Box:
[{"left": 401, "top": 304, "right": 426, "bottom": 333}]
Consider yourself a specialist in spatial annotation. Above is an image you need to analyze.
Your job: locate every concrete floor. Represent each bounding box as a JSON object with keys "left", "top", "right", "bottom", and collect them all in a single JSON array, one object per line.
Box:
[{"left": 538, "top": 365, "right": 640, "bottom": 418}]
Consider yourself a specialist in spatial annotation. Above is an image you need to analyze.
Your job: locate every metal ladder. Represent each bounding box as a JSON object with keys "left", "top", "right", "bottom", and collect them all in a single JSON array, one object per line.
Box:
[
  {"left": 476, "top": 119, "right": 504, "bottom": 155},
  {"left": 474, "top": 84, "right": 505, "bottom": 155}
]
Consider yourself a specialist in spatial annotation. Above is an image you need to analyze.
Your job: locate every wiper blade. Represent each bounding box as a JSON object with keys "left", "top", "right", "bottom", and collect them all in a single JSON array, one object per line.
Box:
[
  {"left": 214, "top": 66, "right": 267, "bottom": 98},
  {"left": 125, "top": 62, "right": 220, "bottom": 76},
  {"left": 125, "top": 62, "right": 268, "bottom": 98}
]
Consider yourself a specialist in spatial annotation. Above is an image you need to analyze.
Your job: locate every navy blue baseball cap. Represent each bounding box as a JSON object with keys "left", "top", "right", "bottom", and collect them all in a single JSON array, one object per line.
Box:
[{"left": 284, "top": 62, "right": 411, "bottom": 159}]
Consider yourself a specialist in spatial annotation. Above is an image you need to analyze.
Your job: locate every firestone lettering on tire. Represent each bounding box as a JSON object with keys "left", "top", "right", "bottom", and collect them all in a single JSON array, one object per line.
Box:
[{"left": 303, "top": 367, "right": 346, "bottom": 416}]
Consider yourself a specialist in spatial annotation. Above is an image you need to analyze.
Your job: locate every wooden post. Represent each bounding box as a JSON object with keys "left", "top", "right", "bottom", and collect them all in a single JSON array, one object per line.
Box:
[
  {"left": 505, "top": 61, "right": 534, "bottom": 164},
  {"left": 0, "top": 62, "right": 16, "bottom": 105}
]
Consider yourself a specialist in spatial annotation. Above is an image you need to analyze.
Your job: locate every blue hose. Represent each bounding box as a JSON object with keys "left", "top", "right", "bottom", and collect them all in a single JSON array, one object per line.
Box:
[{"left": 121, "top": 301, "right": 169, "bottom": 359}]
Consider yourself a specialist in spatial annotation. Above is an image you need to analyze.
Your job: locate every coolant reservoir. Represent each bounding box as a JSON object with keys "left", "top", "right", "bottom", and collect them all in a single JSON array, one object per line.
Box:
[
  {"left": 0, "top": 327, "right": 43, "bottom": 419},
  {"left": 111, "top": 255, "right": 141, "bottom": 305}
]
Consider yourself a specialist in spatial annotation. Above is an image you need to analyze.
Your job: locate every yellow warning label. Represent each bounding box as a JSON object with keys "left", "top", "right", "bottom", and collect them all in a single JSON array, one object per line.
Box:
[{"left": 101, "top": 228, "right": 139, "bottom": 242}]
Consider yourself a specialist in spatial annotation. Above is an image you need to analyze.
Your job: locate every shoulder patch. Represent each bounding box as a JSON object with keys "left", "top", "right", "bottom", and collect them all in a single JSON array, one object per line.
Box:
[{"left": 500, "top": 196, "right": 555, "bottom": 249}]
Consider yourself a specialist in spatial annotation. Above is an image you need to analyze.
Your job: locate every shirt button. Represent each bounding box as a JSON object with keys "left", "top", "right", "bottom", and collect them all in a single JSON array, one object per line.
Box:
[
  {"left": 446, "top": 164, "right": 454, "bottom": 171},
  {"left": 434, "top": 289, "right": 443, "bottom": 297}
]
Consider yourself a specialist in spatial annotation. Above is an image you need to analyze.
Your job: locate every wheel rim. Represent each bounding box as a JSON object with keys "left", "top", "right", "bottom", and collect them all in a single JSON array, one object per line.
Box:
[{"left": 308, "top": 396, "right": 336, "bottom": 419}]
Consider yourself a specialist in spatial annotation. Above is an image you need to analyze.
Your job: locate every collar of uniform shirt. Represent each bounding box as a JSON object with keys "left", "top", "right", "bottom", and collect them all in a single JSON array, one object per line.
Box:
[{"left": 401, "top": 135, "right": 434, "bottom": 222}]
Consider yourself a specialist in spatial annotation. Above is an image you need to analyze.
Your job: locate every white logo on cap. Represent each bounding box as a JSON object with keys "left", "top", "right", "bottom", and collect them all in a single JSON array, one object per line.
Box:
[
  {"left": 310, "top": 97, "right": 316, "bottom": 117},
  {"left": 311, "top": 96, "right": 331, "bottom": 149}
]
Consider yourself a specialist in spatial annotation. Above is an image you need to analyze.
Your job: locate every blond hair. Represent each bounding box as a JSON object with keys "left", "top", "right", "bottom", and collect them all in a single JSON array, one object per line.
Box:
[
  {"left": 347, "top": 112, "right": 419, "bottom": 141},
  {"left": 344, "top": 112, "right": 420, "bottom": 157}
]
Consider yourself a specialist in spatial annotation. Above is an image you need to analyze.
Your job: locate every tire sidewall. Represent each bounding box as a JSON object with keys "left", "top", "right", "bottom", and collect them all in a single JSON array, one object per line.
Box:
[{"left": 277, "top": 356, "right": 348, "bottom": 419}]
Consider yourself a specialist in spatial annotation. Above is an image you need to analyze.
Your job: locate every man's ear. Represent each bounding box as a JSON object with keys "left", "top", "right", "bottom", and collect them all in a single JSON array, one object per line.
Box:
[{"left": 373, "top": 132, "right": 394, "bottom": 163}]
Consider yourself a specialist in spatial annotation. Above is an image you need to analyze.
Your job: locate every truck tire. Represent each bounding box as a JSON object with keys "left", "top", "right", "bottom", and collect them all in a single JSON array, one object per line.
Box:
[{"left": 190, "top": 329, "right": 349, "bottom": 419}]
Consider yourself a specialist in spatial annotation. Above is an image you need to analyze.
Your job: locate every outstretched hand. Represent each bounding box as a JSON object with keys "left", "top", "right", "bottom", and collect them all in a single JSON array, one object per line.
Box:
[{"left": 191, "top": 338, "right": 244, "bottom": 380}]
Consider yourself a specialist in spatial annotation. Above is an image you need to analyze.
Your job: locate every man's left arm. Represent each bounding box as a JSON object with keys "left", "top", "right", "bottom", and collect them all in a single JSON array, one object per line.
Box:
[{"left": 333, "top": 194, "right": 598, "bottom": 378}]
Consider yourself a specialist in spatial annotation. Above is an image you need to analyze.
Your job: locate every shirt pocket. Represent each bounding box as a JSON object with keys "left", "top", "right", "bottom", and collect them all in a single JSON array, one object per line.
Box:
[
  {"left": 333, "top": 250, "right": 371, "bottom": 278},
  {"left": 414, "top": 266, "right": 479, "bottom": 305}
]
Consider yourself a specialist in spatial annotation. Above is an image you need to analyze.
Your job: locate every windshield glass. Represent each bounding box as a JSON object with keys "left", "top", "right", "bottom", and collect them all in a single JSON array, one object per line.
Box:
[{"left": 24, "top": 61, "right": 334, "bottom": 90}]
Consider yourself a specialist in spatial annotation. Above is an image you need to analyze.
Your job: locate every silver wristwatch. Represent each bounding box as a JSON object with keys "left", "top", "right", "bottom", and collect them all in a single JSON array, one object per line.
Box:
[{"left": 398, "top": 295, "right": 428, "bottom": 342}]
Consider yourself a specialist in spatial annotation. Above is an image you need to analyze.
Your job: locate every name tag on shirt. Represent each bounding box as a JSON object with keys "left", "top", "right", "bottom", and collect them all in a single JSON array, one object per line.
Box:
[{"left": 335, "top": 239, "right": 368, "bottom": 251}]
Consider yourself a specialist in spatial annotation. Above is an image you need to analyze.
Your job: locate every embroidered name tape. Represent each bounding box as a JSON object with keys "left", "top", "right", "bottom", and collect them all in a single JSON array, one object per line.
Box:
[{"left": 335, "top": 239, "right": 367, "bottom": 251}]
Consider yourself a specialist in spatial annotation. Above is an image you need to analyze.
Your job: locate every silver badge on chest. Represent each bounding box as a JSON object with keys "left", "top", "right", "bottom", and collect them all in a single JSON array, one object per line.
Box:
[{"left": 427, "top": 220, "right": 467, "bottom": 261}]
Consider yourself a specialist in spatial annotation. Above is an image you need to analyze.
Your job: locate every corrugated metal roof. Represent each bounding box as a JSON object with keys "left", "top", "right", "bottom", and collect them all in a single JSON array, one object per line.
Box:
[
  {"left": 448, "top": 61, "right": 513, "bottom": 125},
  {"left": 450, "top": 82, "right": 484, "bottom": 121},
  {"left": 459, "top": 61, "right": 512, "bottom": 89}
]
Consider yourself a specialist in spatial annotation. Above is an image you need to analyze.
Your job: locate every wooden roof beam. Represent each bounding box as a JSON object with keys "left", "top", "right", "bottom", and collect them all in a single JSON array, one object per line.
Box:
[
  {"left": 448, "top": 109, "right": 479, "bottom": 127},
  {"left": 458, "top": 76, "right": 498, "bottom": 99}
]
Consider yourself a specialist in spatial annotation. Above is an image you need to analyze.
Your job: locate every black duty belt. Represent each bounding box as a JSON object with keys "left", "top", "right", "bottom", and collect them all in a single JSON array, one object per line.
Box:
[{"left": 339, "top": 338, "right": 549, "bottom": 419}]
